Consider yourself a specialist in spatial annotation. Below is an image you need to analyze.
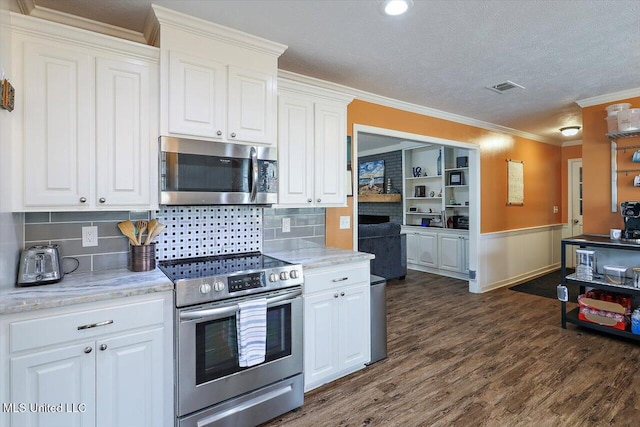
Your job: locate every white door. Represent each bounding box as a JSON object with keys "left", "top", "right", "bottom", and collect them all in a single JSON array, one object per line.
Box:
[
  {"left": 227, "top": 66, "right": 274, "bottom": 144},
  {"left": 96, "top": 329, "right": 163, "bottom": 427},
  {"left": 277, "top": 93, "right": 314, "bottom": 205},
  {"left": 22, "top": 42, "right": 91, "bottom": 208},
  {"left": 95, "top": 57, "right": 151, "bottom": 208},
  {"left": 168, "top": 50, "right": 226, "bottom": 139},
  {"left": 11, "top": 343, "right": 96, "bottom": 427},
  {"left": 418, "top": 232, "right": 438, "bottom": 268},
  {"left": 314, "top": 101, "right": 346, "bottom": 205},
  {"left": 568, "top": 159, "right": 583, "bottom": 268},
  {"left": 303, "top": 291, "right": 339, "bottom": 389},
  {"left": 338, "top": 283, "right": 370, "bottom": 370},
  {"left": 439, "top": 234, "right": 462, "bottom": 272}
]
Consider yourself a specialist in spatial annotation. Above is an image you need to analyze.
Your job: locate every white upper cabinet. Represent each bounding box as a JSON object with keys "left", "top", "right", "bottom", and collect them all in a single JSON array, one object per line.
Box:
[
  {"left": 154, "top": 5, "right": 286, "bottom": 146},
  {"left": 10, "top": 13, "right": 159, "bottom": 212},
  {"left": 277, "top": 79, "right": 353, "bottom": 207},
  {"left": 168, "top": 50, "right": 226, "bottom": 139}
]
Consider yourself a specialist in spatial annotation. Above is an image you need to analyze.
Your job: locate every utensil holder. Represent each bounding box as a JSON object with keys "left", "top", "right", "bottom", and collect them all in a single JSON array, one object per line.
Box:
[{"left": 128, "top": 243, "right": 156, "bottom": 272}]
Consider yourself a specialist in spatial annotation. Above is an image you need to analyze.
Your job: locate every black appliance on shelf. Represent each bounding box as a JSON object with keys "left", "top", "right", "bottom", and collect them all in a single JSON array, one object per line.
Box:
[
  {"left": 451, "top": 215, "right": 469, "bottom": 230},
  {"left": 621, "top": 201, "right": 640, "bottom": 239}
]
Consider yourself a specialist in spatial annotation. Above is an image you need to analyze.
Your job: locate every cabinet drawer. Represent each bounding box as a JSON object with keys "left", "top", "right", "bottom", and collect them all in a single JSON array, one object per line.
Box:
[
  {"left": 304, "top": 262, "right": 369, "bottom": 294},
  {"left": 10, "top": 299, "right": 165, "bottom": 353}
]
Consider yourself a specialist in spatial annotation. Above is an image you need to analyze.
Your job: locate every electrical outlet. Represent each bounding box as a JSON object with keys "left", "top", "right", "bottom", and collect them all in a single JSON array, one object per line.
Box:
[
  {"left": 82, "top": 226, "right": 98, "bottom": 247},
  {"left": 339, "top": 216, "right": 351, "bottom": 229},
  {"left": 282, "top": 217, "right": 291, "bottom": 233}
]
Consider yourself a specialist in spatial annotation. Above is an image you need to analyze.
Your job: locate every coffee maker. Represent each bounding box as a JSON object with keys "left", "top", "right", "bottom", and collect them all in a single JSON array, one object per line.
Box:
[{"left": 620, "top": 201, "right": 640, "bottom": 239}]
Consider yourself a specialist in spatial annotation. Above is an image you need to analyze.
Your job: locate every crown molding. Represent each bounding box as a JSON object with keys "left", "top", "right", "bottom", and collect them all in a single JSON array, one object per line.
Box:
[
  {"left": 143, "top": 6, "right": 160, "bottom": 47},
  {"left": 279, "top": 78, "right": 354, "bottom": 104},
  {"left": 561, "top": 140, "right": 582, "bottom": 147},
  {"left": 278, "top": 70, "right": 556, "bottom": 145},
  {"left": 576, "top": 88, "right": 640, "bottom": 108},
  {"left": 16, "top": 3, "right": 148, "bottom": 45},
  {"left": 151, "top": 4, "right": 287, "bottom": 57}
]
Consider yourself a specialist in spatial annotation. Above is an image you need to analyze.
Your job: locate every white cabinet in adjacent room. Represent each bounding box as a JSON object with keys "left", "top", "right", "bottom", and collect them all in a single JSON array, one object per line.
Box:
[
  {"left": 0, "top": 293, "right": 173, "bottom": 427},
  {"left": 277, "top": 79, "right": 353, "bottom": 207},
  {"left": 303, "top": 262, "right": 370, "bottom": 392},
  {"left": 404, "top": 228, "right": 438, "bottom": 268},
  {"left": 403, "top": 226, "right": 469, "bottom": 279},
  {"left": 155, "top": 5, "right": 286, "bottom": 146},
  {"left": 438, "top": 232, "right": 463, "bottom": 272},
  {"left": 10, "top": 14, "right": 159, "bottom": 212}
]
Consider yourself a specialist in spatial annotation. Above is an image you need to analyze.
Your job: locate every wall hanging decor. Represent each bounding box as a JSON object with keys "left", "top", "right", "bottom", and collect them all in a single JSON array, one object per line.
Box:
[
  {"left": 358, "top": 160, "right": 385, "bottom": 195},
  {"left": 507, "top": 159, "right": 524, "bottom": 205}
]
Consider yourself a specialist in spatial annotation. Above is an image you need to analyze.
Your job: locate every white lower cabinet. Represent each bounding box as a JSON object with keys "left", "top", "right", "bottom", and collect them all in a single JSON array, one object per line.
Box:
[
  {"left": 403, "top": 226, "right": 469, "bottom": 279},
  {"left": 303, "top": 262, "right": 370, "bottom": 392},
  {"left": 0, "top": 292, "right": 173, "bottom": 427}
]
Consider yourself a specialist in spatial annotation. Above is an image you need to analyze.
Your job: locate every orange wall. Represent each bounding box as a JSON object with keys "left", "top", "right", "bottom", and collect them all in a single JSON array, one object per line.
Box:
[
  {"left": 561, "top": 144, "right": 583, "bottom": 223},
  {"left": 582, "top": 97, "right": 640, "bottom": 233},
  {"left": 336, "top": 100, "right": 562, "bottom": 235}
]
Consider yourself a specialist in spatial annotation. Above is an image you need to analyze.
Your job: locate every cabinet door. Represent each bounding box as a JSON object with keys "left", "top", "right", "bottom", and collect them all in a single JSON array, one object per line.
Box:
[
  {"left": 314, "top": 101, "right": 346, "bottom": 205},
  {"left": 406, "top": 232, "right": 418, "bottom": 264},
  {"left": 303, "top": 290, "right": 339, "bottom": 389},
  {"left": 10, "top": 342, "right": 96, "bottom": 427},
  {"left": 228, "top": 66, "right": 275, "bottom": 145},
  {"left": 96, "top": 57, "right": 153, "bottom": 208},
  {"left": 168, "top": 50, "right": 226, "bottom": 139},
  {"left": 338, "top": 283, "right": 370, "bottom": 370},
  {"left": 22, "top": 42, "right": 91, "bottom": 208},
  {"left": 418, "top": 232, "right": 438, "bottom": 268},
  {"left": 277, "top": 94, "right": 314, "bottom": 204},
  {"left": 439, "top": 234, "right": 462, "bottom": 272},
  {"left": 96, "top": 328, "right": 163, "bottom": 427}
]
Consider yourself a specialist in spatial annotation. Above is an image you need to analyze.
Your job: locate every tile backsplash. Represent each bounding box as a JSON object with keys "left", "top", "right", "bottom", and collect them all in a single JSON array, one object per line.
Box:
[{"left": 23, "top": 206, "right": 326, "bottom": 273}]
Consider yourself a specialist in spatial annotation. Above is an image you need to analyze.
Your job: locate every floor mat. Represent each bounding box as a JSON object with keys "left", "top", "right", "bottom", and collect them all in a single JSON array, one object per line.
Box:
[{"left": 509, "top": 269, "right": 579, "bottom": 302}]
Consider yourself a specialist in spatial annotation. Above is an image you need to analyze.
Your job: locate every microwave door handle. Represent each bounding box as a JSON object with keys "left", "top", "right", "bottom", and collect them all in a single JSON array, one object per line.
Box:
[{"left": 250, "top": 146, "right": 258, "bottom": 202}]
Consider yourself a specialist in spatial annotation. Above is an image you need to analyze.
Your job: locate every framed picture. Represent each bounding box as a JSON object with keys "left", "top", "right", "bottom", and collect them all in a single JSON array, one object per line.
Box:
[
  {"left": 414, "top": 185, "right": 426, "bottom": 197},
  {"left": 448, "top": 171, "right": 463, "bottom": 186},
  {"left": 358, "top": 160, "right": 385, "bottom": 195}
]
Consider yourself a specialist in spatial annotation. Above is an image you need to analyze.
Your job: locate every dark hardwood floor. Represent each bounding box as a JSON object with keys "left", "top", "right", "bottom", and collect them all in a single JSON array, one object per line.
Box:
[{"left": 263, "top": 270, "right": 640, "bottom": 426}]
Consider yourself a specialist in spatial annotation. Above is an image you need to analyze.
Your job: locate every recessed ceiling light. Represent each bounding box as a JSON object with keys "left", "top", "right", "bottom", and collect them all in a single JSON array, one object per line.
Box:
[
  {"left": 560, "top": 126, "right": 581, "bottom": 137},
  {"left": 381, "top": 0, "right": 413, "bottom": 16}
]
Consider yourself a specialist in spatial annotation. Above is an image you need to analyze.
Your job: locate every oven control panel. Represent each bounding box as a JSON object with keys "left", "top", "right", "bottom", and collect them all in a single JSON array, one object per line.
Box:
[{"left": 228, "top": 272, "right": 265, "bottom": 293}]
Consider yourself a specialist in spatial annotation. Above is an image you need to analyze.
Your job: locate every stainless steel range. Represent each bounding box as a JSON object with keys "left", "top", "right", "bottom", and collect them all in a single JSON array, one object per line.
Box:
[{"left": 159, "top": 252, "right": 304, "bottom": 427}]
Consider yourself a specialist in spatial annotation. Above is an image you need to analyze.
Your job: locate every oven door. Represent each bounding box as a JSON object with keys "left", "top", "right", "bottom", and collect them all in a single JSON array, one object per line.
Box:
[{"left": 176, "top": 287, "right": 302, "bottom": 417}]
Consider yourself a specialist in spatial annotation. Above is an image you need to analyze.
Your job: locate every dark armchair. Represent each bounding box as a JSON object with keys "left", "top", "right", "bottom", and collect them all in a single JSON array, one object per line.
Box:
[{"left": 358, "top": 222, "right": 407, "bottom": 280}]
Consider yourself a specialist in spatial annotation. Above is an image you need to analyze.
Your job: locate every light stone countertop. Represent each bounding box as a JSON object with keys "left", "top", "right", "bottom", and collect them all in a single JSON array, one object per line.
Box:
[
  {"left": 0, "top": 268, "right": 173, "bottom": 315},
  {"left": 266, "top": 246, "right": 374, "bottom": 270}
]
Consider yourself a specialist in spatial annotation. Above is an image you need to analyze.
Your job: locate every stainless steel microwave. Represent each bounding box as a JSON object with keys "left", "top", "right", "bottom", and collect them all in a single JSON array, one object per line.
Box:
[{"left": 159, "top": 136, "right": 278, "bottom": 205}]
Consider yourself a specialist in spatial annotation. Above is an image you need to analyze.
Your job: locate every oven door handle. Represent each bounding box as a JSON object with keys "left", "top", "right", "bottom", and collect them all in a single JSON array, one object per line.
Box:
[{"left": 179, "top": 289, "right": 302, "bottom": 321}]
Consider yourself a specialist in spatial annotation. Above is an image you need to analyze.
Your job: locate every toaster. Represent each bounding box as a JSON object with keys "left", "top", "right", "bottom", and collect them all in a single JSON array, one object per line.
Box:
[{"left": 17, "top": 245, "right": 64, "bottom": 286}]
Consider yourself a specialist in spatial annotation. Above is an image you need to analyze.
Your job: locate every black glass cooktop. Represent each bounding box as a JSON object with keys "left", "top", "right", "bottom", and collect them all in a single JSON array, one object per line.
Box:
[{"left": 158, "top": 252, "right": 291, "bottom": 281}]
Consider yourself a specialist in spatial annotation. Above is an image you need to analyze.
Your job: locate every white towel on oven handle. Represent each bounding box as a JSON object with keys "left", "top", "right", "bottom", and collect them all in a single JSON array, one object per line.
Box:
[{"left": 236, "top": 298, "right": 267, "bottom": 367}]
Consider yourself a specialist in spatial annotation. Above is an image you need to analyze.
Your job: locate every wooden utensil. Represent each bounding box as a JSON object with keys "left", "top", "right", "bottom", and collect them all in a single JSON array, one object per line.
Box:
[
  {"left": 136, "top": 220, "right": 148, "bottom": 245},
  {"left": 145, "top": 223, "right": 165, "bottom": 245},
  {"left": 117, "top": 220, "right": 138, "bottom": 246},
  {"left": 144, "top": 219, "right": 158, "bottom": 245}
]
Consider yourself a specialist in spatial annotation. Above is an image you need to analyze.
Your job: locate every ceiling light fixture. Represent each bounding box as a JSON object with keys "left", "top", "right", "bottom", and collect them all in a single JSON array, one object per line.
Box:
[
  {"left": 560, "top": 126, "right": 581, "bottom": 137},
  {"left": 381, "top": 0, "right": 413, "bottom": 16}
]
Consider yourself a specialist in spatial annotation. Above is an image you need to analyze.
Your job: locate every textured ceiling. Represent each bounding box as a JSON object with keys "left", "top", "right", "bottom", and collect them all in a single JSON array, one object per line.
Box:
[{"left": 33, "top": 0, "right": 640, "bottom": 145}]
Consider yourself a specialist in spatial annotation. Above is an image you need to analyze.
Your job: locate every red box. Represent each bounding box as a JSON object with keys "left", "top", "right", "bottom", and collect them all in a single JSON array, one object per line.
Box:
[{"left": 577, "top": 291, "right": 631, "bottom": 331}]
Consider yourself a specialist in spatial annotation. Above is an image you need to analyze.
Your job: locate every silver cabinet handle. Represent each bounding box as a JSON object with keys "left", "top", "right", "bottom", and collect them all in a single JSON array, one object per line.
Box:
[
  {"left": 84, "top": 346, "right": 92, "bottom": 354},
  {"left": 340, "top": 292, "right": 345, "bottom": 296},
  {"left": 317, "top": 198, "right": 321, "bottom": 203},
  {"left": 77, "top": 320, "right": 113, "bottom": 330},
  {"left": 334, "top": 293, "right": 339, "bottom": 298},
  {"left": 217, "top": 130, "right": 222, "bottom": 136},
  {"left": 230, "top": 132, "right": 236, "bottom": 138},
  {"left": 79, "top": 197, "right": 87, "bottom": 203},
  {"left": 99, "top": 197, "right": 106, "bottom": 203},
  {"left": 332, "top": 277, "right": 348, "bottom": 282},
  {"left": 99, "top": 344, "right": 107, "bottom": 351},
  {"left": 307, "top": 198, "right": 312, "bottom": 203}
]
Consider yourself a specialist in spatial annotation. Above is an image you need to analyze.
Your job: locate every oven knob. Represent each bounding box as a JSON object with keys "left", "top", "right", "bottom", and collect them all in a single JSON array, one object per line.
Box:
[
  {"left": 214, "top": 281, "right": 225, "bottom": 292},
  {"left": 269, "top": 273, "right": 279, "bottom": 282},
  {"left": 280, "top": 271, "right": 289, "bottom": 280},
  {"left": 199, "top": 283, "right": 212, "bottom": 294},
  {"left": 290, "top": 270, "right": 300, "bottom": 279}
]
